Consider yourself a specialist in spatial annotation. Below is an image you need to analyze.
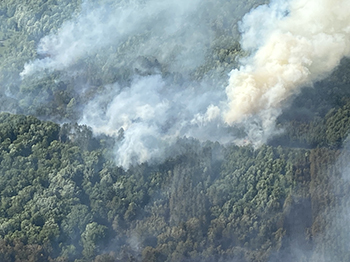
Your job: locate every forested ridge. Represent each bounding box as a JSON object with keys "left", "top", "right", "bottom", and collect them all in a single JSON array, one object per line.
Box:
[
  {"left": 1, "top": 0, "right": 350, "bottom": 261},
  {"left": 1, "top": 107, "right": 350, "bottom": 262}
]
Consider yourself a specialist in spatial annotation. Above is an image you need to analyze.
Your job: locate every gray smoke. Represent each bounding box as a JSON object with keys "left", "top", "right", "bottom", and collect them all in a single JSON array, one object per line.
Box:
[
  {"left": 21, "top": 0, "right": 262, "bottom": 168},
  {"left": 22, "top": 0, "right": 350, "bottom": 168},
  {"left": 21, "top": 0, "right": 210, "bottom": 77},
  {"left": 80, "top": 75, "right": 229, "bottom": 167}
]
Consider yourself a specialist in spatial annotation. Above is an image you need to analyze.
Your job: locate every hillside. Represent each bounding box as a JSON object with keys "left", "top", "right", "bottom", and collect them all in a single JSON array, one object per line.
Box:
[
  {"left": 0, "top": 108, "right": 349, "bottom": 262},
  {"left": 1, "top": 0, "right": 350, "bottom": 262}
]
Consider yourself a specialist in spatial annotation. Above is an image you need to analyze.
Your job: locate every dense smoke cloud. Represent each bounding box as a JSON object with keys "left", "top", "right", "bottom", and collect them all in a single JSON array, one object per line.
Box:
[
  {"left": 81, "top": 75, "right": 229, "bottom": 167},
  {"left": 20, "top": 0, "right": 251, "bottom": 168},
  {"left": 225, "top": 0, "right": 350, "bottom": 141},
  {"left": 20, "top": 0, "right": 350, "bottom": 167}
]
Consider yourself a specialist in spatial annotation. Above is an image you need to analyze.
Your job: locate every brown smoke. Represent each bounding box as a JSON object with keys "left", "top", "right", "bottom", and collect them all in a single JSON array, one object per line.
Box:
[{"left": 225, "top": 0, "right": 350, "bottom": 125}]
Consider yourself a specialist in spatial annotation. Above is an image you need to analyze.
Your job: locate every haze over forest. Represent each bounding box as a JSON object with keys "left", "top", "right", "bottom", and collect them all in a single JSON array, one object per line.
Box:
[{"left": 1, "top": 0, "right": 350, "bottom": 261}]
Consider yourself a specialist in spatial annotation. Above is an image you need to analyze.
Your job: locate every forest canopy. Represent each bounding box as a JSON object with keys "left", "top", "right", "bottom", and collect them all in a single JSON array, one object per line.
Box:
[{"left": 0, "top": 0, "right": 350, "bottom": 262}]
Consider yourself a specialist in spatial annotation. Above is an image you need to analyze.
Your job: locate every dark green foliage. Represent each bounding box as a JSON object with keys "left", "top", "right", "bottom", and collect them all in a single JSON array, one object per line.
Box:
[
  {"left": 0, "top": 98, "right": 350, "bottom": 261},
  {"left": 0, "top": 0, "right": 350, "bottom": 262},
  {"left": 0, "top": 112, "right": 338, "bottom": 262},
  {"left": 271, "top": 99, "right": 350, "bottom": 149}
]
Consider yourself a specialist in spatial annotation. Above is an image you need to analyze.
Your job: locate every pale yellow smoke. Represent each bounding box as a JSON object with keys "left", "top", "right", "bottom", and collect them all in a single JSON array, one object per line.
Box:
[{"left": 225, "top": 0, "right": 350, "bottom": 124}]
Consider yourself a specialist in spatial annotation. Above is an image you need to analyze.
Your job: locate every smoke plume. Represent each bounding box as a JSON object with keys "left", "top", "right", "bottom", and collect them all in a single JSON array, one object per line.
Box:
[
  {"left": 20, "top": 0, "right": 259, "bottom": 168},
  {"left": 225, "top": 0, "right": 350, "bottom": 139},
  {"left": 81, "top": 75, "right": 229, "bottom": 167},
  {"left": 19, "top": 0, "right": 350, "bottom": 167}
]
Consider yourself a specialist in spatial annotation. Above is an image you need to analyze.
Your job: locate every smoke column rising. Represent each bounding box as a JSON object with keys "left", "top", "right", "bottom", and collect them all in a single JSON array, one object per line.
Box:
[
  {"left": 225, "top": 0, "right": 350, "bottom": 141},
  {"left": 81, "top": 75, "right": 228, "bottom": 168},
  {"left": 20, "top": 0, "right": 243, "bottom": 168},
  {"left": 19, "top": 0, "right": 350, "bottom": 167}
]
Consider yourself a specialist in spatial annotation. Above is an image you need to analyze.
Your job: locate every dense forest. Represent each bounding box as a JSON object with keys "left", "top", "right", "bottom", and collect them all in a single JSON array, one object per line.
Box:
[{"left": 1, "top": 0, "right": 350, "bottom": 261}]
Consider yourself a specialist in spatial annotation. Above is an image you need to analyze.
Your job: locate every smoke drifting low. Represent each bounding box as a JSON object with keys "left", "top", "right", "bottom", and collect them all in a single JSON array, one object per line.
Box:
[
  {"left": 19, "top": 0, "right": 350, "bottom": 167},
  {"left": 21, "top": 0, "right": 210, "bottom": 77},
  {"left": 225, "top": 0, "right": 350, "bottom": 140},
  {"left": 81, "top": 75, "right": 229, "bottom": 167},
  {"left": 20, "top": 0, "right": 253, "bottom": 168}
]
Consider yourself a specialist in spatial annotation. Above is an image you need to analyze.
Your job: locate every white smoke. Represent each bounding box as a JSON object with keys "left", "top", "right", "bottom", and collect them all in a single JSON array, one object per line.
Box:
[
  {"left": 21, "top": 0, "right": 262, "bottom": 168},
  {"left": 225, "top": 0, "right": 350, "bottom": 143},
  {"left": 19, "top": 0, "right": 350, "bottom": 167},
  {"left": 20, "top": 0, "right": 209, "bottom": 77},
  {"left": 81, "top": 75, "right": 231, "bottom": 168}
]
